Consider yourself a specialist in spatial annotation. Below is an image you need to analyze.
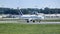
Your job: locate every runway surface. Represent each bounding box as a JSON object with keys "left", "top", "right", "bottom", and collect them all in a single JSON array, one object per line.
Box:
[
  {"left": 26, "top": 22, "right": 60, "bottom": 24},
  {"left": 0, "top": 21, "right": 60, "bottom": 24}
]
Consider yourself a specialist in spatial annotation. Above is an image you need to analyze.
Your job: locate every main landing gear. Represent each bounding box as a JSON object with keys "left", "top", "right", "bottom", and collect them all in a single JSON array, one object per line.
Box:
[
  {"left": 26, "top": 20, "right": 41, "bottom": 23},
  {"left": 27, "top": 20, "right": 35, "bottom": 23}
]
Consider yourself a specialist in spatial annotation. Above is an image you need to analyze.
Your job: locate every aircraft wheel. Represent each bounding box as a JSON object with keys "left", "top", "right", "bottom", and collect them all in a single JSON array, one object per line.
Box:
[
  {"left": 33, "top": 20, "right": 35, "bottom": 23},
  {"left": 27, "top": 20, "right": 29, "bottom": 23}
]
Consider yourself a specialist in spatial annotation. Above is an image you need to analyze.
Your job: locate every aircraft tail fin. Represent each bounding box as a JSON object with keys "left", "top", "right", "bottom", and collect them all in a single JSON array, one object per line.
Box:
[{"left": 18, "top": 10, "right": 23, "bottom": 15}]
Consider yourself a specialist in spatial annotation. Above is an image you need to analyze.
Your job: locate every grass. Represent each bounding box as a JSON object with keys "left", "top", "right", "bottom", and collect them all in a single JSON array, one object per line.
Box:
[{"left": 0, "top": 23, "right": 60, "bottom": 34}]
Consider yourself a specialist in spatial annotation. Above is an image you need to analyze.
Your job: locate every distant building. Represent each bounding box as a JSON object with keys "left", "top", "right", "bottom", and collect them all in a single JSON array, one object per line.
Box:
[{"left": 44, "top": 14, "right": 60, "bottom": 19}]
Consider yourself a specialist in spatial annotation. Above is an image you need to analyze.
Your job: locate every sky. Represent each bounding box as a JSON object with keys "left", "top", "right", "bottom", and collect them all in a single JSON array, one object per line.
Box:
[{"left": 0, "top": 0, "right": 60, "bottom": 9}]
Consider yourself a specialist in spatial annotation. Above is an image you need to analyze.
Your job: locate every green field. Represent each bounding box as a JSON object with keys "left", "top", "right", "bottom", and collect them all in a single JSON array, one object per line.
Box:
[{"left": 0, "top": 23, "right": 60, "bottom": 34}]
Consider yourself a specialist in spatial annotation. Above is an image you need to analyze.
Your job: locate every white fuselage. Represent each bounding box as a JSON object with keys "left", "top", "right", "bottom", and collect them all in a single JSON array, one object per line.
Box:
[{"left": 20, "top": 14, "right": 44, "bottom": 21}]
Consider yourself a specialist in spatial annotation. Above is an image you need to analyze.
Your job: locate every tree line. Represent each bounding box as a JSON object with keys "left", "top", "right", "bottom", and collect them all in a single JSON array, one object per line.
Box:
[{"left": 0, "top": 7, "right": 60, "bottom": 15}]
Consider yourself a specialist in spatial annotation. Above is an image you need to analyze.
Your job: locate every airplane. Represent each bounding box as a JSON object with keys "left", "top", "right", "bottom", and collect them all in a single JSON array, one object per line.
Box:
[
  {"left": 18, "top": 10, "right": 44, "bottom": 23},
  {"left": 2, "top": 10, "right": 44, "bottom": 23}
]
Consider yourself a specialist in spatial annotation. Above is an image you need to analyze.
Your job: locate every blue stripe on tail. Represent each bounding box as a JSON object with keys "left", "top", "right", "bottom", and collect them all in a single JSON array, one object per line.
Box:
[{"left": 19, "top": 10, "right": 23, "bottom": 15}]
